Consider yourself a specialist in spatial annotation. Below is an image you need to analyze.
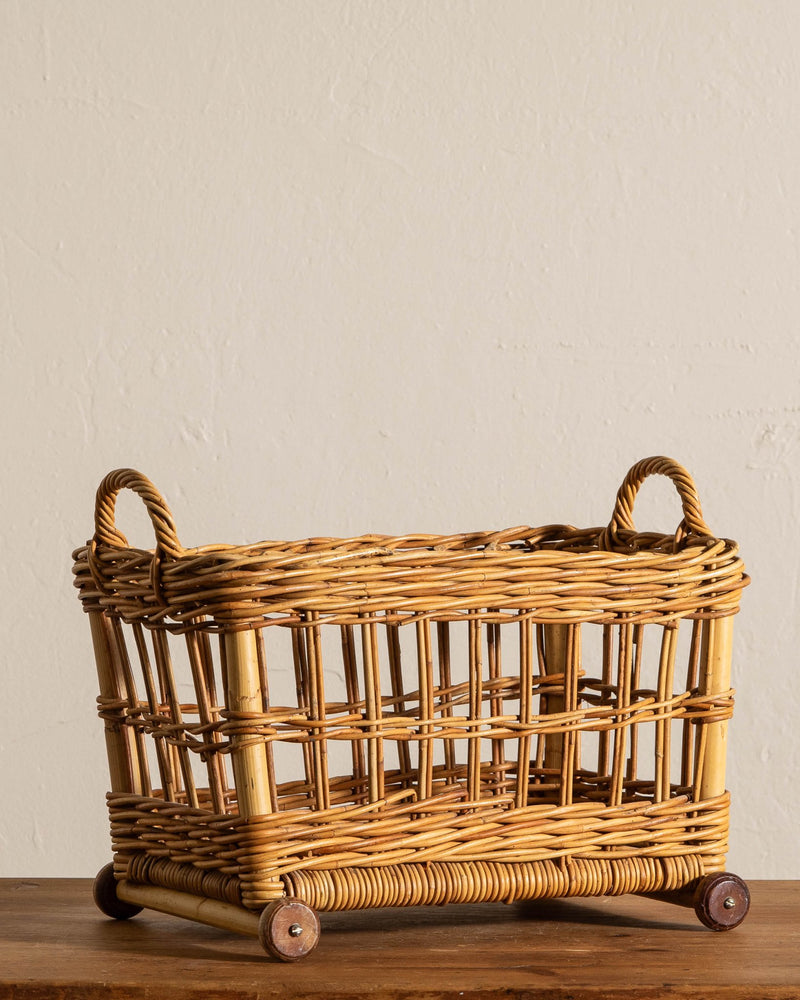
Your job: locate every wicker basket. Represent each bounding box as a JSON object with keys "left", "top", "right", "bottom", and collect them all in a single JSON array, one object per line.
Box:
[{"left": 73, "top": 456, "right": 750, "bottom": 960}]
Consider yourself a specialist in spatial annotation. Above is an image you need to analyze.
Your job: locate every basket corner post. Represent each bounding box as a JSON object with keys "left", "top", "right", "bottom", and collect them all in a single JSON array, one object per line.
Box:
[
  {"left": 223, "top": 628, "right": 275, "bottom": 820},
  {"left": 697, "top": 614, "right": 735, "bottom": 803},
  {"left": 643, "top": 613, "right": 749, "bottom": 931}
]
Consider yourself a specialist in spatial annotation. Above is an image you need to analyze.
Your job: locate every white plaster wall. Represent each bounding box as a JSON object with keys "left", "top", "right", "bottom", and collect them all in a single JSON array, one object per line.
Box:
[{"left": 1, "top": 0, "right": 797, "bottom": 877}]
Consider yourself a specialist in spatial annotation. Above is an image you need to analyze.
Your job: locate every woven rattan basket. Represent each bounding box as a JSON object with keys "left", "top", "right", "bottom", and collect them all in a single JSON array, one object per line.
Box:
[{"left": 72, "top": 456, "right": 750, "bottom": 960}]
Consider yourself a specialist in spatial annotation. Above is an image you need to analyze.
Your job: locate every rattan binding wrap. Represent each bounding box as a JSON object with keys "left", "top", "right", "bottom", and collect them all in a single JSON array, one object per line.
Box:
[{"left": 73, "top": 457, "right": 748, "bottom": 920}]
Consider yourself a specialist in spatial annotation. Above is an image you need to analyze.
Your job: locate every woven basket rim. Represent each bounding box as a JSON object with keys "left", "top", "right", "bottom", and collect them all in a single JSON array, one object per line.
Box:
[
  {"left": 75, "top": 524, "right": 740, "bottom": 564},
  {"left": 72, "top": 460, "right": 748, "bottom": 629}
]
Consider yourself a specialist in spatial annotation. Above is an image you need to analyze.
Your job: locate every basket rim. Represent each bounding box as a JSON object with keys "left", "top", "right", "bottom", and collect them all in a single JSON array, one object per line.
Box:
[
  {"left": 72, "top": 526, "right": 747, "bottom": 631},
  {"left": 72, "top": 459, "right": 748, "bottom": 629},
  {"left": 74, "top": 522, "right": 741, "bottom": 564}
]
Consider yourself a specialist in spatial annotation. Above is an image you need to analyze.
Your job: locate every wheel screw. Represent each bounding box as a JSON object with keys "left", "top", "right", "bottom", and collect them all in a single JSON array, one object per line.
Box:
[
  {"left": 288, "top": 923, "right": 303, "bottom": 937},
  {"left": 723, "top": 896, "right": 736, "bottom": 910}
]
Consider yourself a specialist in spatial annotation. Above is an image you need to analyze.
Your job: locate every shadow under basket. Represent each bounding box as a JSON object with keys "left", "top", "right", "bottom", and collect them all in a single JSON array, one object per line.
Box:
[{"left": 73, "top": 456, "right": 751, "bottom": 961}]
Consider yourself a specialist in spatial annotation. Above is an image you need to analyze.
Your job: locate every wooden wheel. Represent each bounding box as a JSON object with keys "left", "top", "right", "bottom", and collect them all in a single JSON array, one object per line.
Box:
[
  {"left": 694, "top": 872, "right": 750, "bottom": 931},
  {"left": 93, "top": 863, "right": 143, "bottom": 920},
  {"left": 258, "top": 898, "right": 320, "bottom": 961}
]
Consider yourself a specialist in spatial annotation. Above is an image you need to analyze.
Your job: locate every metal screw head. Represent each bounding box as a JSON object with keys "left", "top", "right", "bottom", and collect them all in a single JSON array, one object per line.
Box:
[
  {"left": 288, "top": 923, "right": 304, "bottom": 937},
  {"left": 723, "top": 896, "right": 736, "bottom": 910}
]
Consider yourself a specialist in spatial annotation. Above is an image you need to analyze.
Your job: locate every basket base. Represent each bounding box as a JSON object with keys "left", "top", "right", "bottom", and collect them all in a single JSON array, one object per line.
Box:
[
  {"left": 105, "top": 861, "right": 751, "bottom": 962},
  {"left": 116, "top": 850, "right": 709, "bottom": 914},
  {"left": 116, "top": 880, "right": 260, "bottom": 937},
  {"left": 281, "top": 855, "right": 707, "bottom": 911}
]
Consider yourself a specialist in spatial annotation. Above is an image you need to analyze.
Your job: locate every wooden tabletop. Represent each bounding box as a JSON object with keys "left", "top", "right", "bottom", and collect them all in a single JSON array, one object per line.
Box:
[{"left": 2, "top": 879, "right": 798, "bottom": 999}]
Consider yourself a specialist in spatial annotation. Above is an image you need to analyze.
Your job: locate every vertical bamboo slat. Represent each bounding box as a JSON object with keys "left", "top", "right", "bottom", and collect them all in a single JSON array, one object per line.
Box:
[
  {"left": 152, "top": 629, "right": 198, "bottom": 809},
  {"left": 186, "top": 631, "right": 225, "bottom": 814},
  {"left": 362, "top": 614, "right": 384, "bottom": 803},
  {"left": 437, "top": 623, "right": 457, "bottom": 783},
  {"left": 290, "top": 627, "right": 314, "bottom": 801},
  {"left": 386, "top": 621, "right": 412, "bottom": 785},
  {"left": 609, "top": 623, "right": 633, "bottom": 807},
  {"left": 198, "top": 630, "right": 229, "bottom": 800},
  {"left": 304, "top": 613, "right": 330, "bottom": 812},
  {"left": 467, "top": 617, "right": 483, "bottom": 802},
  {"left": 341, "top": 625, "right": 367, "bottom": 791},
  {"left": 542, "top": 624, "right": 570, "bottom": 778},
  {"left": 515, "top": 616, "right": 534, "bottom": 808},
  {"left": 110, "top": 617, "right": 152, "bottom": 798},
  {"left": 598, "top": 625, "right": 614, "bottom": 782},
  {"left": 680, "top": 620, "right": 702, "bottom": 789},
  {"left": 533, "top": 625, "right": 547, "bottom": 780},
  {"left": 253, "top": 631, "right": 278, "bottom": 809},
  {"left": 487, "top": 622, "right": 506, "bottom": 795},
  {"left": 132, "top": 623, "right": 174, "bottom": 799},
  {"left": 416, "top": 618, "right": 434, "bottom": 803},
  {"left": 698, "top": 615, "right": 735, "bottom": 802},
  {"left": 224, "top": 630, "right": 273, "bottom": 819},
  {"left": 560, "top": 626, "right": 579, "bottom": 808},
  {"left": 89, "top": 611, "right": 143, "bottom": 795},
  {"left": 654, "top": 624, "right": 678, "bottom": 803},
  {"left": 625, "top": 625, "right": 644, "bottom": 786}
]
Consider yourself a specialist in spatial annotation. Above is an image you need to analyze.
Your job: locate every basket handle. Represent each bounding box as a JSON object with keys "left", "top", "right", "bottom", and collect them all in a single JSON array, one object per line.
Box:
[
  {"left": 600, "top": 456, "right": 711, "bottom": 550},
  {"left": 93, "top": 468, "right": 183, "bottom": 557}
]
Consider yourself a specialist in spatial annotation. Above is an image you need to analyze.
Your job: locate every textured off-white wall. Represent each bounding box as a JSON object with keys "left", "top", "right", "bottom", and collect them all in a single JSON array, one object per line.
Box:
[{"left": 1, "top": 1, "right": 798, "bottom": 878}]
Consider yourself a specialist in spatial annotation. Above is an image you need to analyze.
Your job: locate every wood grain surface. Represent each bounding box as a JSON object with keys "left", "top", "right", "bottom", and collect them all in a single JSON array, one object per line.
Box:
[{"left": 2, "top": 879, "right": 797, "bottom": 999}]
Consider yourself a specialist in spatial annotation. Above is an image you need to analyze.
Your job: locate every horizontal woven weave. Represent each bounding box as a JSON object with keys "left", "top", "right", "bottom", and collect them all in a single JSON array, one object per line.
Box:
[
  {"left": 119, "top": 851, "right": 707, "bottom": 913},
  {"left": 282, "top": 854, "right": 708, "bottom": 911},
  {"left": 108, "top": 789, "right": 729, "bottom": 909},
  {"left": 74, "top": 530, "right": 746, "bottom": 629}
]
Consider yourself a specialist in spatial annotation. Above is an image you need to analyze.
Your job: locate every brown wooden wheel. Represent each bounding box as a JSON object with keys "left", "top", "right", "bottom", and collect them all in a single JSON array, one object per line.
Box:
[
  {"left": 694, "top": 872, "right": 750, "bottom": 931},
  {"left": 258, "top": 898, "right": 320, "bottom": 961},
  {"left": 93, "top": 863, "right": 143, "bottom": 920}
]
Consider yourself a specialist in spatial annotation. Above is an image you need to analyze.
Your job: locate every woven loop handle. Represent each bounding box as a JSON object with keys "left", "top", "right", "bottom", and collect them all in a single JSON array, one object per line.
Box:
[
  {"left": 600, "top": 456, "right": 711, "bottom": 550},
  {"left": 94, "top": 468, "right": 182, "bottom": 557}
]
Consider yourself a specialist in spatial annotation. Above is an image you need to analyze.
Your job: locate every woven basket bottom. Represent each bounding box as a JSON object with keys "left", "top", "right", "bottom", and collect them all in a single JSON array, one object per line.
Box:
[{"left": 120, "top": 852, "right": 708, "bottom": 914}]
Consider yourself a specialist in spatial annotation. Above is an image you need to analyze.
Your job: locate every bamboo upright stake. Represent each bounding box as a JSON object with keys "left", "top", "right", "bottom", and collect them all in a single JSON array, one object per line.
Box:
[
  {"left": 698, "top": 615, "right": 735, "bottom": 802},
  {"left": 598, "top": 625, "right": 614, "bottom": 780},
  {"left": 654, "top": 624, "right": 678, "bottom": 803},
  {"left": 132, "top": 623, "right": 174, "bottom": 799},
  {"left": 467, "top": 617, "right": 483, "bottom": 802},
  {"left": 362, "top": 614, "right": 384, "bottom": 803},
  {"left": 487, "top": 622, "right": 506, "bottom": 794},
  {"left": 542, "top": 624, "right": 570, "bottom": 775},
  {"left": 153, "top": 629, "right": 198, "bottom": 808},
  {"left": 416, "top": 618, "right": 434, "bottom": 803},
  {"left": 305, "top": 613, "right": 330, "bottom": 812},
  {"left": 681, "top": 620, "right": 703, "bottom": 789},
  {"left": 437, "top": 623, "right": 457, "bottom": 783},
  {"left": 290, "top": 627, "right": 314, "bottom": 800},
  {"left": 386, "top": 621, "right": 412, "bottom": 785},
  {"left": 625, "top": 625, "right": 644, "bottom": 787},
  {"left": 224, "top": 630, "right": 273, "bottom": 819},
  {"left": 89, "top": 611, "right": 143, "bottom": 794},
  {"left": 110, "top": 616, "right": 152, "bottom": 797},
  {"left": 253, "top": 631, "right": 278, "bottom": 809},
  {"left": 515, "top": 616, "right": 534, "bottom": 808},
  {"left": 341, "top": 624, "right": 367, "bottom": 790},
  {"left": 609, "top": 622, "right": 634, "bottom": 807},
  {"left": 560, "top": 625, "right": 579, "bottom": 808},
  {"left": 187, "top": 631, "right": 226, "bottom": 813}
]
